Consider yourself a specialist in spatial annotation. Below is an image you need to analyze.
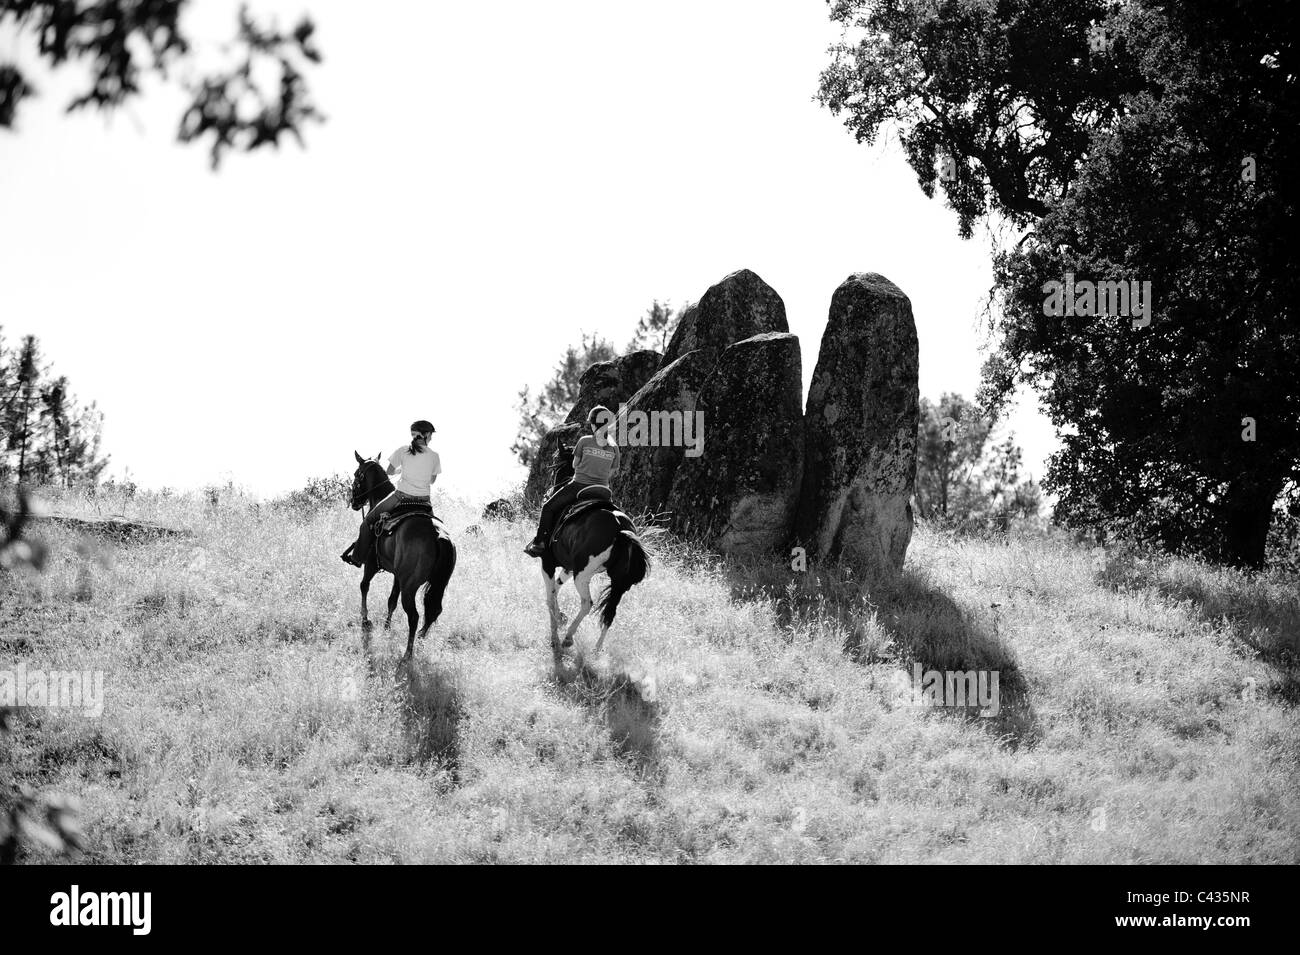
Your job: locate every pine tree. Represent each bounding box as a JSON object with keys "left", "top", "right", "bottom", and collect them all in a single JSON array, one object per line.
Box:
[
  {"left": 511, "top": 332, "right": 618, "bottom": 468},
  {"left": 2, "top": 336, "right": 42, "bottom": 484},
  {"left": 627, "top": 300, "right": 683, "bottom": 353},
  {"left": 0, "top": 329, "right": 108, "bottom": 487}
]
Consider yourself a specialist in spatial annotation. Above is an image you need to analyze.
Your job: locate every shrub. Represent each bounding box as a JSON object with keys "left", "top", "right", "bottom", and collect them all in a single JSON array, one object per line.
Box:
[{"left": 271, "top": 474, "right": 351, "bottom": 520}]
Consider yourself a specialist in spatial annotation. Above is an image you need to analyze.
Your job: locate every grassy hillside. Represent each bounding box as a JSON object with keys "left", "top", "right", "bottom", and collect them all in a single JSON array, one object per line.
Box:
[{"left": 2, "top": 485, "right": 1298, "bottom": 863}]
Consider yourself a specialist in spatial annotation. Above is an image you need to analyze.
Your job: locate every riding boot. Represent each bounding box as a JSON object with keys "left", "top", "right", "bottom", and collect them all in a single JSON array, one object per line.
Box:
[
  {"left": 524, "top": 526, "right": 549, "bottom": 558},
  {"left": 347, "top": 524, "right": 374, "bottom": 567}
]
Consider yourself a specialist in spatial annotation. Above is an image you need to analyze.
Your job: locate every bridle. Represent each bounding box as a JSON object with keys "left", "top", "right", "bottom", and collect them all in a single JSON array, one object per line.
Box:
[{"left": 351, "top": 461, "right": 394, "bottom": 513}]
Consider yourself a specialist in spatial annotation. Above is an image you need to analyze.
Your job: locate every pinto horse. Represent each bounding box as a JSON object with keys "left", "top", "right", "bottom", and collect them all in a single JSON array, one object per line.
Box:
[
  {"left": 348, "top": 452, "right": 457, "bottom": 661},
  {"left": 541, "top": 489, "right": 650, "bottom": 655}
]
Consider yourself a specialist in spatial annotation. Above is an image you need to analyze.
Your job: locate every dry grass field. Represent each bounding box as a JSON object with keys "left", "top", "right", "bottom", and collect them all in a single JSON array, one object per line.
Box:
[{"left": 2, "top": 484, "right": 1298, "bottom": 863}]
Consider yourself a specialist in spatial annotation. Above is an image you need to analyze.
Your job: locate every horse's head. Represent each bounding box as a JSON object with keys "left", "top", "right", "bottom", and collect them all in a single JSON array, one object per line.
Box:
[{"left": 350, "top": 450, "right": 389, "bottom": 511}]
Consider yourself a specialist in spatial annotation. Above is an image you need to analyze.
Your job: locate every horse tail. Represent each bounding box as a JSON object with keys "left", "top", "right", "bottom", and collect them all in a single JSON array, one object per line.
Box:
[
  {"left": 595, "top": 529, "right": 649, "bottom": 630},
  {"left": 423, "top": 530, "right": 457, "bottom": 625}
]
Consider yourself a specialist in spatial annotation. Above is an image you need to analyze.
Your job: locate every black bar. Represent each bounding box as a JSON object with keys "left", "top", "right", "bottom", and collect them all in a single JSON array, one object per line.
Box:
[{"left": 0, "top": 864, "right": 1289, "bottom": 942}]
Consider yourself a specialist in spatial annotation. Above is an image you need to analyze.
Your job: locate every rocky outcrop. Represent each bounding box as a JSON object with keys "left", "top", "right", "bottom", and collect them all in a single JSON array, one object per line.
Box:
[
  {"left": 522, "top": 267, "right": 921, "bottom": 573},
  {"left": 662, "top": 269, "right": 788, "bottom": 366},
  {"left": 564, "top": 350, "right": 662, "bottom": 426},
  {"left": 524, "top": 351, "right": 661, "bottom": 504},
  {"left": 612, "top": 349, "right": 715, "bottom": 517},
  {"left": 481, "top": 498, "right": 519, "bottom": 521},
  {"left": 34, "top": 514, "right": 192, "bottom": 544},
  {"left": 796, "top": 273, "right": 919, "bottom": 576},
  {"left": 669, "top": 332, "right": 804, "bottom": 559}
]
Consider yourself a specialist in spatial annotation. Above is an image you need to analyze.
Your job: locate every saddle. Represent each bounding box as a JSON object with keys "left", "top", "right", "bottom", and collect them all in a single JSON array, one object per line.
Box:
[
  {"left": 376, "top": 501, "right": 439, "bottom": 538},
  {"left": 548, "top": 485, "right": 623, "bottom": 546}
]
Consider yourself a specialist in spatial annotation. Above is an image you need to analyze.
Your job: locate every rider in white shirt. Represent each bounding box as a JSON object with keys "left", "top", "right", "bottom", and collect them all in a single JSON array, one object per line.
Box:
[{"left": 343, "top": 419, "right": 440, "bottom": 566}]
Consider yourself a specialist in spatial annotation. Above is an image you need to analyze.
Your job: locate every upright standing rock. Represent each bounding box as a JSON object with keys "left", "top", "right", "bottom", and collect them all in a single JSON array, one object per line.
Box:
[
  {"left": 662, "top": 269, "right": 789, "bottom": 366},
  {"left": 796, "top": 273, "right": 919, "bottom": 575},
  {"left": 613, "top": 349, "right": 715, "bottom": 516},
  {"left": 565, "top": 350, "right": 663, "bottom": 426},
  {"left": 669, "top": 332, "right": 804, "bottom": 559}
]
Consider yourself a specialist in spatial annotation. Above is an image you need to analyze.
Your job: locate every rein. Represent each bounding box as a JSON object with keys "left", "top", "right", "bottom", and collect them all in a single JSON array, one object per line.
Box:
[{"left": 352, "top": 463, "right": 394, "bottom": 512}]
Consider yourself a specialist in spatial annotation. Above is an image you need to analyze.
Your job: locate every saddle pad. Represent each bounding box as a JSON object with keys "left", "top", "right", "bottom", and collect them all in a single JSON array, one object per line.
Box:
[
  {"left": 377, "top": 506, "right": 438, "bottom": 538},
  {"left": 549, "top": 498, "right": 626, "bottom": 545}
]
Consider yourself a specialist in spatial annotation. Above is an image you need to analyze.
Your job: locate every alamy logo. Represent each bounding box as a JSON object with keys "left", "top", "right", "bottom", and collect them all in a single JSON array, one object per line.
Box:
[
  {"left": 593, "top": 404, "right": 705, "bottom": 458},
  {"left": 0, "top": 663, "right": 104, "bottom": 717},
  {"left": 1088, "top": 24, "right": 1114, "bottom": 53},
  {"left": 1042, "top": 272, "right": 1152, "bottom": 329},
  {"left": 891, "top": 663, "right": 1001, "bottom": 717},
  {"left": 50, "top": 885, "right": 151, "bottom": 935}
]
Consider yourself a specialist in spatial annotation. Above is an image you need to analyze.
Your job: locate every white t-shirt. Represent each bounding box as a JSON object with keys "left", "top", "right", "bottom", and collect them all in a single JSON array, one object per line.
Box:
[{"left": 390, "top": 445, "right": 441, "bottom": 496}]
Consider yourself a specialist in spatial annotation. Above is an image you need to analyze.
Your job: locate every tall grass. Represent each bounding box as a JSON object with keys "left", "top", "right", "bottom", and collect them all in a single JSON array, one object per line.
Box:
[{"left": 1, "top": 484, "right": 1297, "bottom": 863}]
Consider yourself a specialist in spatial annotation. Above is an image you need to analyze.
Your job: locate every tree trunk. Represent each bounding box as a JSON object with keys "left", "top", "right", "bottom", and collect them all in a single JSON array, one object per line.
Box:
[
  {"left": 16, "top": 388, "right": 31, "bottom": 483},
  {"left": 1219, "top": 480, "right": 1281, "bottom": 569}
]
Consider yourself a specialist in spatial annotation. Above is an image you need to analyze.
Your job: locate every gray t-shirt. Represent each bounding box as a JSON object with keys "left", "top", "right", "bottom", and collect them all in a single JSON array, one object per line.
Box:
[{"left": 572, "top": 435, "right": 618, "bottom": 485}]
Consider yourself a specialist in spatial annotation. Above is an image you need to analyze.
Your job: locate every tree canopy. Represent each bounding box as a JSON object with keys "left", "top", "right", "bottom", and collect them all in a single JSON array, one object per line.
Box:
[
  {"left": 820, "top": 0, "right": 1299, "bottom": 566},
  {"left": 0, "top": 1, "right": 323, "bottom": 167}
]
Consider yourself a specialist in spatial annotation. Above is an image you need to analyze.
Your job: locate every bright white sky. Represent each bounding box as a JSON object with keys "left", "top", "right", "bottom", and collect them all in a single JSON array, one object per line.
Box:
[{"left": 1, "top": 0, "right": 1056, "bottom": 503}]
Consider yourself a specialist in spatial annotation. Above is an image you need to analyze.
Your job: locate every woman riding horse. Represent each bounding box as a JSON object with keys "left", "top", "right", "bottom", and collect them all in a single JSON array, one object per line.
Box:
[
  {"left": 343, "top": 419, "right": 441, "bottom": 566},
  {"left": 525, "top": 405, "right": 619, "bottom": 557}
]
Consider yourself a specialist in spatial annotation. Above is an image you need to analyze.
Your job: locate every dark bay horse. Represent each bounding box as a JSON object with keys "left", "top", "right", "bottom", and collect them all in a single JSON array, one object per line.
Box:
[
  {"left": 349, "top": 453, "right": 457, "bottom": 661},
  {"left": 542, "top": 495, "right": 650, "bottom": 655}
]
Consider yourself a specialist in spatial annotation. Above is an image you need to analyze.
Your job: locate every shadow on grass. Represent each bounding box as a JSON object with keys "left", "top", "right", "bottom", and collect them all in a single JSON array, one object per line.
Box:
[
  {"left": 551, "top": 650, "right": 664, "bottom": 780},
  {"left": 1098, "top": 553, "right": 1300, "bottom": 704},
  {"left": 727, "top": 557, "right": 1041, "bottom": 749},
  {"left": 392, "top": 655, "right": 465, "bottom": 782}
]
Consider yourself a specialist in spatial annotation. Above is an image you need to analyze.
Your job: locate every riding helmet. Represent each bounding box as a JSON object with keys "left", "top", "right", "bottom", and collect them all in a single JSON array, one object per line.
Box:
[{"left": 410, "top": 419, "right": 436, "bottom": 434}]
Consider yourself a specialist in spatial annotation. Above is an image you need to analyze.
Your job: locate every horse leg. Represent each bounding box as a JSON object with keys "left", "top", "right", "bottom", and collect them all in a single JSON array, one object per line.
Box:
[
  {"left": 385, "top": 577, "right": 400, "bottom": 629},
  {"left": 561, "top": 571, "right": 595, "bottom": 649},
  {"left": 418, "top": 584, "right": 434, "bottom": 640},
  {"left": 543, "top": 568, "right": 561, "bottom": 649},
  {"left": 418, "top": 577, "right": 437, "bottom": 640},
  {"left": 401, "top": 583, "right": 420, "bottom": 661},
  {"left": 360, "top": 563, "right": 377, "bottom": 629}
]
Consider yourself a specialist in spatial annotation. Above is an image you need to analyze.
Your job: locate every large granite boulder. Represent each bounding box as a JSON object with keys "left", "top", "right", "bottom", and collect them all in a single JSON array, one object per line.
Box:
[
  {"left": 668, "top": 332, "right": 804, "bottom": 559},
  {"left": 524, "top": 422, "right": 582, "bottom": 504},
  {"left": 796, "top": 273, "right": 919, "bottom": 575},
  {"left": 612, "top": 349, "right": 715, "bottom": 516},
  {"left": 524, "top": 351, "right": 661, "bottom": 504},
  {"left": 564, "top": 350, "right": 662, "bottom": 425},
  {"left": 481, "top": 498, "right": 520, "bottom": 521},
  {"left": 662, "top": 269, "right": 788, "bottom": 366}
]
